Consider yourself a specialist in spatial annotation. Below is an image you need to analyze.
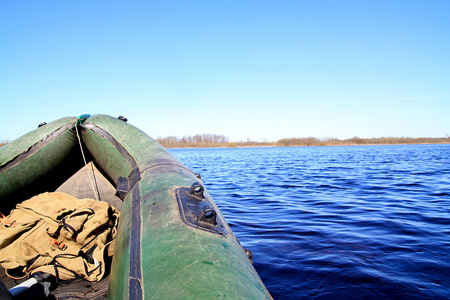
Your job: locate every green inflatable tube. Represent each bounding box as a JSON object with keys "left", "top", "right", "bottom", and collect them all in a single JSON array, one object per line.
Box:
[{"left": 0, "top": 114, "right": 272, "bottom": 299}]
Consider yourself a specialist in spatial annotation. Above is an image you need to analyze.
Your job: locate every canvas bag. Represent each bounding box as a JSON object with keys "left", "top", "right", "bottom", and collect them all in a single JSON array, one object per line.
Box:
[{"left": 0, "top": 192, "right": 119, "bottom": 282}]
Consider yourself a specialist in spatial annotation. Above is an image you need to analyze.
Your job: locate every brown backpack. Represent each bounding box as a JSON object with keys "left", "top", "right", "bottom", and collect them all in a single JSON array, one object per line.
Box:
[{"left": 0, "top": 192, "right": 119, "bottom": 282}]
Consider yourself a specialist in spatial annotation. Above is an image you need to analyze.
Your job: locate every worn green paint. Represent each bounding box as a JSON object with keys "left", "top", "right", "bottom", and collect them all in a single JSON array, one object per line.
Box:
[
  {"left": 82, "top": 127, "right": 133, "bottom": 183},
  {"left": 107, "top": 189, "right": 133, "bottom": 300},
  {"left": 0, "top": 117, "right": 76, "bottom": 165},
  {"left": 0, "top": 117, "right": 78, "bottom": 208}
]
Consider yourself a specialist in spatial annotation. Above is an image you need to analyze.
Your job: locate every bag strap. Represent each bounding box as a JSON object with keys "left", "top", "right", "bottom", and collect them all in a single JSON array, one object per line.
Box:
[{"left": 52, "top": 254, "right": 85, "bottom": 284}]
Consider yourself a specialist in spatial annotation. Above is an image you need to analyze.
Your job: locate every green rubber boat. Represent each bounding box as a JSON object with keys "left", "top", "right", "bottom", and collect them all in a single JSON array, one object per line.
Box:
[{"left": 0, "top": 114, "right": 271, "bottom": 299}]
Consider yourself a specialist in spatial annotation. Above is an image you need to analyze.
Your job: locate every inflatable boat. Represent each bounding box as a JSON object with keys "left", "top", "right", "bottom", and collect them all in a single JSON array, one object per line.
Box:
[{"left": 0, "top": 114, "right": 271, "bottom": 299}]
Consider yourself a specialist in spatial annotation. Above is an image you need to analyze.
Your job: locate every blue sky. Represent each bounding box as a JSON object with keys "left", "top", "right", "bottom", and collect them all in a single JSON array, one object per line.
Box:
[{"left": 1, "top": 1, "right": 449, "bottom": 142}]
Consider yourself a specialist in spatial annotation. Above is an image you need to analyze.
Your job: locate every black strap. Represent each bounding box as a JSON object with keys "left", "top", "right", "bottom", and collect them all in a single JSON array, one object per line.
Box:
[{"left": 52, "top": 254, "right": 84, "bottom": 285}]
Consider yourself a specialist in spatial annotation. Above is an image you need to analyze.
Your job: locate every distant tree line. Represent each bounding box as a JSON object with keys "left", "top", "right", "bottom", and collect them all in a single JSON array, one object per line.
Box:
[
  {"left": 156, "top": 134, "right": 230, "bottom": 148},
  {"left": 156, "top": 135, "right": 450, "bottom": 148},
  {"left": 2, "top": 136, "right": 449, "bottom": 149},
  {"left": 276, "top": 136, "right": 450, "bottom": 147}
]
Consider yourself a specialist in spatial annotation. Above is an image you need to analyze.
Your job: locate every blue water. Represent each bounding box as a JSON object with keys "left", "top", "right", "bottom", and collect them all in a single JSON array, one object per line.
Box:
[{"left": 169, "top": 144, "right": 450, "bottom": 300}]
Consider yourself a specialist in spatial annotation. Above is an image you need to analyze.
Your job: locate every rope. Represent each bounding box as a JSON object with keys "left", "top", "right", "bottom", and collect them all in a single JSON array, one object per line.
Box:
[{"left": 75, "top": 124, "right": 100, "bottom": 201}]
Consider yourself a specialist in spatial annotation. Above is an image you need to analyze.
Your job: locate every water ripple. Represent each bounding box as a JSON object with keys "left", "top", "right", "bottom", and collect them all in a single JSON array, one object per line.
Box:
[{"left": 171, "top": 145, "right": 450, "bottom": 299}]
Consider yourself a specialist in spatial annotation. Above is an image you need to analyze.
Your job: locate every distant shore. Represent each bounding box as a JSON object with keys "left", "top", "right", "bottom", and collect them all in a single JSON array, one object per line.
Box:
[
  {"left": 2, "top": 136, "right": 449, "bottom": 149},
  {"left": 156, "top": 135, "right": 450, "bottom": 148}
]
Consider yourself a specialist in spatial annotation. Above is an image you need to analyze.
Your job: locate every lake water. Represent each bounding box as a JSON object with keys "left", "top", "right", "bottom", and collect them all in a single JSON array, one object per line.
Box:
[{"left": 169, "top": 144, "right": 450, "bottom": 300}]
